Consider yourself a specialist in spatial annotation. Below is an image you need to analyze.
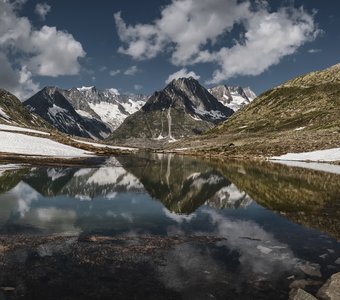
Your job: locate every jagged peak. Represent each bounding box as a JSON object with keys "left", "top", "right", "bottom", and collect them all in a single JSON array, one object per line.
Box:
[{"left": 169, "top": 76, "right": 199, "bottom": 85}]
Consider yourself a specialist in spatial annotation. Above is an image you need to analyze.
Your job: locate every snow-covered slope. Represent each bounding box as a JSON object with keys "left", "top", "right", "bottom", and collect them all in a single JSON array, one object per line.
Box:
[
  {"left": 208, "top": 85, "right": 256, "bottom": 112},
  {"left": 0, "top": 131, "right": 91, "bottom": 157},
  {"left": 71, "top": 86, "right": 148, "bottom": 131}
]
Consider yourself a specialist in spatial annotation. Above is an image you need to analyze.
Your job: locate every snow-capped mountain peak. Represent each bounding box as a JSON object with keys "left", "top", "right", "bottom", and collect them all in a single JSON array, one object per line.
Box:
[
  {"left": 208, "top": 85, "right": 256, "bottom": 112},
  {"left": 24, "top": 86, "right": 149, "bottom": 139}
]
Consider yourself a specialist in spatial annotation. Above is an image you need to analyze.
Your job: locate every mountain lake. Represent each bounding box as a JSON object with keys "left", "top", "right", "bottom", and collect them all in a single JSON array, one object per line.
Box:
[{"left": 0, "top": 153, "right": 339, "bottom": 299}]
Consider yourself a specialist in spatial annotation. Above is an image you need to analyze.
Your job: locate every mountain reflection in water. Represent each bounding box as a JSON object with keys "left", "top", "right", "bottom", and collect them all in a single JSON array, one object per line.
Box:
[{"left": 0, "top": 154, "right": 340, "bottom": 300}]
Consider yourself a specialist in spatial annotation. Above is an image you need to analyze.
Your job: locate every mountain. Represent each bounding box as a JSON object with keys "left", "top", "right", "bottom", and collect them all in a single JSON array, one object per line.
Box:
[
  {"left": 208, "top": 85, "right": 256, "bottom": 112},
  {"left": 66, "top": 86, "right": 148, "bottom": 131},
  {"left": 170, "top": 64, "right": 340, "bottom": 156},
  {"left": 110, "top": 77, "right": 234, "bottom": 142},
  {"left": 24, "top": 86, "right": 148, "bottom": 140},
  {"left": 0, "top": 89, "right": 53, "bottom": 130},
  {"left": 24, "top": 87, "right": 111, "bottom": 139}
]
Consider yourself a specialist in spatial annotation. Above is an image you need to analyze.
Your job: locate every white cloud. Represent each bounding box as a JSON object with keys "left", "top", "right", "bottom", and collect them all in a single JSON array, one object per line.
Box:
[
  {"left": 165, "top": 68, "right": 200, "bottom": 84},
  {"left": 0, "top": 53, "right": 40, "bottom": 100},
  {"left": 308, "top": 48, "right": 321, "bottom": 54},
  {"left": 115, "top": 0, "right": 320, "bottom": 83},
  {"left": 34, "top": 3, "right": 51, "bottom": 20},
  {"left": 133, "top": 84, "right": 143, "bottom": 90},
  {"left": 124, "top": 65, "right": 139, "bottom": 76},
  {"left": 26, "top": 26, "right": 85, "bottom": 77},
  {"left": 109, "top": 69, "right": 121, "bottom": 76},
  {"left": 206, "top": 7, "right": 321, "bottom": 84},
  {"left": 0, "top": 0, "right": 85, "bottom": 99}
]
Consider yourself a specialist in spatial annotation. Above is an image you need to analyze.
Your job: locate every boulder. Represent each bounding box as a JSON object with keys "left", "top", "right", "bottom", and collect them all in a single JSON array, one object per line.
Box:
[{"left": 317, "top": 272, "right": 340, "bottom": 300}]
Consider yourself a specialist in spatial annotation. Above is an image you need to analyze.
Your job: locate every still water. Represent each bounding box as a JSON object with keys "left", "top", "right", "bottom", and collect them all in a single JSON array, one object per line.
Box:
[{"left": 0, "top": 154, "right": 340, "bottom": 299}]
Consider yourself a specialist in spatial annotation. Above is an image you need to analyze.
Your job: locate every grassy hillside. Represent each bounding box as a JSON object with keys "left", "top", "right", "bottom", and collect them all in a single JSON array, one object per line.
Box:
[
  {"left": 0, "top": 89, "right": 54, "bottom": 131},
  {"left": 168, "top": 64, "right": 340, "bottom": 156}
]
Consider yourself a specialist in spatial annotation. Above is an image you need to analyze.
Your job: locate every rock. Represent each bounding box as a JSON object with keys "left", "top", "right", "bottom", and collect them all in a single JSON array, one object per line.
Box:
[
  {"left": 317, "top": 272, "right": 340, "bottom": 300},
  {"left": 299, "top": 263, "right": 322, "bottom": 277},
  {"left": 289, "top": 279, "right": 323, "bottom": 290},
  {"left": 289, "top": 288, "right": 317, "bottom": 300}
]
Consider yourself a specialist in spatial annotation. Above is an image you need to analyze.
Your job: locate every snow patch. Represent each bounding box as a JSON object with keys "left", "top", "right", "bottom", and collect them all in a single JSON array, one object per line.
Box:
[
  {"left": 0, "top": 124, "right": 49, "bottom": 135},
  {"left": 73, "top": 139, "right": 136, "bottom": 151},
  {"left": 0, "top": 131, "right": 93, "bottom": 157},
  {"left": 193, "top": 107, "right": 224, "bottom": 120},
  {"left": 271, "top": 147, "right": 340, "bottom": 162},
  {"left": 77, "top": 86, "right": 95, "bottom": 92},
  {"left": 76, "top": 109, "right": 93, "bottom": 119},
  {"left": 48, "top": 104, "right": 68, "bottom": 117},
  {"left": 0, "top": 107, "right": 10, "bottom": 119}
]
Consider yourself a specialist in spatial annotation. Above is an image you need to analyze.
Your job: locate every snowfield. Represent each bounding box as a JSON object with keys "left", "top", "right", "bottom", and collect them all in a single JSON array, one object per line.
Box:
[
  {"left": 0, "top": 124, "right": 49, "bottom": 135},
  {"left": 0, "top": 131, "right": 93, "bottom": 157},
  {"left": 271, "top": 147, "right": 340, "bottom": 162},
  {"left": 73, "top": 139, "right": 136, "bottom": 151}
]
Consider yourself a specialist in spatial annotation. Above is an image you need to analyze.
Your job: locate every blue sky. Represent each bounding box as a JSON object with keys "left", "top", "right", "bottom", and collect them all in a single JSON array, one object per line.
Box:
[{"left": 1, "top": 0, "right": 340, "bottom": 99}]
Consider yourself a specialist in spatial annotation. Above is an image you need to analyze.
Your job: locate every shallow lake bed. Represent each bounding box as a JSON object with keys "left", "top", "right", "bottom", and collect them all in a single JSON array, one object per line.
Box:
[{"left": 0, "top": 154, "right": 339, "bottom": 299}]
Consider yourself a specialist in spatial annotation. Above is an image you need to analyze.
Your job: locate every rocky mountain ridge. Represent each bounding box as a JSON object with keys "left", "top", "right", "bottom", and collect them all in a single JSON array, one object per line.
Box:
[
  {"left": 24, "top": 86, "right": 149, "bottom": 139},
  {"left": 110, "top": 77, "right": 235, "bottom": 143},
  {"left": 208, "top": 85, "right": 256, "bottom": 112}
]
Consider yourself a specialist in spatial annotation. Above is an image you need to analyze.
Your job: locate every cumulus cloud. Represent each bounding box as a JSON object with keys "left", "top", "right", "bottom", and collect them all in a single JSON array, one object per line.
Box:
[
  {"left": 26, "top": 26, "right": 85, "bottom": 77},
  {"left": 165, "top": 68, "right": 200, "bottom": 84},
  {"left": 124, "top": 65, "right": 140, "bottom": 75},
  {"left": 115, "top": 0, "right": 320, "bottom": 83},
  {"left": 0, "top": 0, "right": 85, "bottom": 99},
  {"left": 109, "top": 69, "right": 121, "bottom": 76},
  {"left": 34, "top": 3, "right": 51, "bottom": 20}
]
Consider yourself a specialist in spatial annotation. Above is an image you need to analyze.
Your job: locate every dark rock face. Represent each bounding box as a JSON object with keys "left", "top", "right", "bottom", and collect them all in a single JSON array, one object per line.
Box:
[
  {"left": 110, "top": 77, "right": 234, "bottom": 141},
  {"left": 24, "top": 87, "right": 111, "bottom": 139}
]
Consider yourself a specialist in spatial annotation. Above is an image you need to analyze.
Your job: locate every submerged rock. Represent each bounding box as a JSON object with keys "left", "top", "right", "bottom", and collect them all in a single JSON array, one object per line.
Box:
[
  {"left": 317, "top": 272, "right": 340, "bottom": 300},
  {"left": 289, "top": 279, "right": 322, "bottom": 290},
  {"left": 289, "top": 288, "right": 317, "bottom": 300},
  {"left": 299, "top": 263, "right": 322, "bottom": 278}
]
